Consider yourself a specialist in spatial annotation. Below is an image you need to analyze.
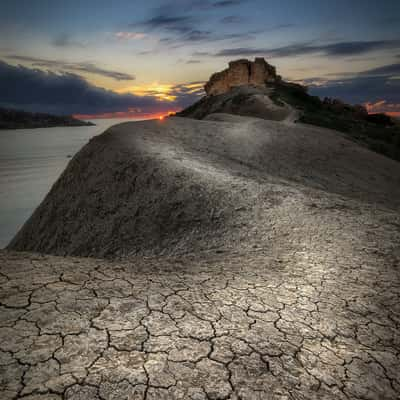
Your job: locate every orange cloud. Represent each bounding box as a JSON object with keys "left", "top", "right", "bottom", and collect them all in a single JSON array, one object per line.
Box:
[
  {"left": 73, "top": 81, "right": 204, "bottom": 119},
  {"left": 116, "top": 83, "right": 177, "bottom": 101},
  {"left": 364, "top": 100, "right": 400, "bottom": 117},
  {"left": 116, "top": 81, "right": 205, "bottom": 103},
  {"left": 182, "top": 82, "right": 205, "bottom": 93}
]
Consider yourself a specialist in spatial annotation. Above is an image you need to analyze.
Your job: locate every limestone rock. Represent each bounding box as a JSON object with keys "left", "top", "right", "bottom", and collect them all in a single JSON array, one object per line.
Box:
[{"left": 204, "top": 58, "right": 280, "bottom": 96}]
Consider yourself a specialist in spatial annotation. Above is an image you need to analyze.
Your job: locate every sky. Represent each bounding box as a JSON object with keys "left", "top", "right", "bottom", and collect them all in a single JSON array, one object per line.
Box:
[{"left": 0, "top": 0, "right": 399, "bottom": 118}]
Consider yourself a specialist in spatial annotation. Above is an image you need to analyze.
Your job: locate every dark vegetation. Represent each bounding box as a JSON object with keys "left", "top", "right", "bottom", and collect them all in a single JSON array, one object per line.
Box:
[
  {"left": 271, "top": 83, "right": 400, "bottom": 162},
  {"left": 0, "top": 108, "right": 95, "bottom": 130}
]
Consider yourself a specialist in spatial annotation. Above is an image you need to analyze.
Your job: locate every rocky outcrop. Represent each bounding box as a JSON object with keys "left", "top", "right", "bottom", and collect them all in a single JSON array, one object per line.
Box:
[{"left": 204, "top": 58, "right": 280, "bottom": 96}]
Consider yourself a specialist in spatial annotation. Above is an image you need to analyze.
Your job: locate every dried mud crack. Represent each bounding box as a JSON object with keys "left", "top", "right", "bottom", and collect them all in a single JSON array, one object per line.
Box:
[
  {"left": 2, "top": 114, "right": 400, "bottom": 399},
  {"left": 1, "top": 236, "right": 400, "bottom": 399}
]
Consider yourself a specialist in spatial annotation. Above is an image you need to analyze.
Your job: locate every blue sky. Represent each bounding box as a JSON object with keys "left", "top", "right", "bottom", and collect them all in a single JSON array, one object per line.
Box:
[{"left": 1, "top": 0, "right": 399, "bottom": 117}]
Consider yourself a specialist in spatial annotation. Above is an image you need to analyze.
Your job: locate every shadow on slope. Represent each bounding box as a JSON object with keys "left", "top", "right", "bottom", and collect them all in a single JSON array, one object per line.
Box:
[
  {"left": 8, "top": 115, "right": 400, "bottom": 259},
  {"left": 177, "top": 86, "right": 294, "bottom": 122}
]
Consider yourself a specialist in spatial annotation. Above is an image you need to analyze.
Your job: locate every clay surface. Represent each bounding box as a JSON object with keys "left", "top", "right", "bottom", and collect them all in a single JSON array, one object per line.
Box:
[{"left": 2, "top": 112, "right": 400, "bottom": 399}]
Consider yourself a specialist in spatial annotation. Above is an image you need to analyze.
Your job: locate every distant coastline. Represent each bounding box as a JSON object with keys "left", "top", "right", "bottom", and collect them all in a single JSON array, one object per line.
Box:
[{"left": 0, "top": 107, "right": 95, "bottom": 129}]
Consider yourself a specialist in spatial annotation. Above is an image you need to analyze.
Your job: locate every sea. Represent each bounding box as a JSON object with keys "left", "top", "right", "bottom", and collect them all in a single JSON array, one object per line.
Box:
[{"left": 0, "top": 118, "right": 138, "bottom": 249}]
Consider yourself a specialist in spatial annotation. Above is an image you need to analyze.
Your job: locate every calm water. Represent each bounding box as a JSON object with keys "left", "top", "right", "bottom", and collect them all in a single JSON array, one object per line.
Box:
[{"left": 0, "top": 118, "right": 138, "bottom": 248}]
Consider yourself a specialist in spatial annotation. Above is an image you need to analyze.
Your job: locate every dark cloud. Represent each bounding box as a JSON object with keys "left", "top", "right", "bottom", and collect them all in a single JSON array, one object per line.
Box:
[
  {"left": 174, "top": 29, "right": 212, "bottom": 42},
  {"left": 215, "top": 40, "right": 400, "bottom": 58},
  {"left": 212, "top": 0, "right": 244, "bottom": 7},
  {"left": 346, "top": 56, "right": 379, "bottom": 63},
  {"left": 134, "top": 4, "right": 256, "bottom": 47},
  {"left": 52, "top": 33, "right": 85, "bottom": 48},
  {"left": 359, "top": 63, "right": 400, "bottom": 77},
  {"left": 220, "top": 15, "right": 244, "bottom": 24},
  {"left": 5, "top": 55, "right": 134, "bottom": 81},
  {"left": 323, "top": 62, "right": 400, "bottom": 79},
  {"left": 306, "top": 61, "right": 400, "bottom": 109},
  {"left": 309, "top": 75, "right": 400, "bottom": 105},
  {"left": 215, "top": 47, "right": 265, "bottom": 57},
  {"left": 160, "top": 29, "right": 255, "bottom": 45},
  {"left": 183, "top": 0, "right": 245, "bottom": 9},
  {"left": 133, "top": 14, "right": 195, "bottom": 34},
  {"left": 0, "top": 61, "right": 200, "bottom": 115},
  {"left": 266, "top": 23, "right": 296, "bottom": 31},
  {"left": 321, "top": 40, "right": 400, "bottom": 56},
  {"left": 192, "top": 51, "right": 211, "bottom": 56},
  {"left": 298, "top": 60, "right": 400, "bottom": 107},
  {"left": 137, "top": 15, "right": 221, "bottom": 44}
]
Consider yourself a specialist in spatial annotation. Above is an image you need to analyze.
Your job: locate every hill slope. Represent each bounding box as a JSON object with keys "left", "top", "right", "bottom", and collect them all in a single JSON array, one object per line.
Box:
[
  {"left": 8, "top": 114, "right": 400, "bottom": 258},
  {"left": 177, "top": 83, "right": 400, "bottom": 162}
]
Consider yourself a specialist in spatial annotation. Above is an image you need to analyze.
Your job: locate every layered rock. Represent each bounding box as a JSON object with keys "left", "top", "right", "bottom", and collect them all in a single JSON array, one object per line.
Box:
[{"left": 204, "top": 58, "right": 280, "bottom": 96}]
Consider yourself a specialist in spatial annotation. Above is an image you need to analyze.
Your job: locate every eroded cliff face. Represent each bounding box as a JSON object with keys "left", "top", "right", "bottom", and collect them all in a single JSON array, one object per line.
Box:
[{"left": 204, "top": 58, "right": 280, "bottom": 96}]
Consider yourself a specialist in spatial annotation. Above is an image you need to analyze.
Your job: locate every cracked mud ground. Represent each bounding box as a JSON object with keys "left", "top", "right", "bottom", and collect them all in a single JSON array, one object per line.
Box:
[
  {"left": 1, "top": 116, "right": 400, "bottom": 399},
  {"left": 1, "top": 230, "right": 400, "bottom": 400}
]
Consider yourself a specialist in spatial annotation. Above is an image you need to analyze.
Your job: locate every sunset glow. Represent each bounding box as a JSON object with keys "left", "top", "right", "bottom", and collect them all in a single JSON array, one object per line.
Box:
[
  {"left": 74, "top": 109, "right": 179, "bottom": 121},
  {"left": 365, "top": 100, "right": 400, "bottom": 117},
  {"left": 0, "top": 0, "right": 399, "bottom": 117},
  {"left": 117, "top": 83, "right": 178, "bottom": 102}
]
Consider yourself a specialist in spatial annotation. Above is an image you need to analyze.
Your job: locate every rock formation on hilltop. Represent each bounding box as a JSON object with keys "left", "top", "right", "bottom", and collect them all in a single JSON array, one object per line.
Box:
[
  {"left": 204, "top": 58, "right": 281, "bottom": 96},
  {"left": 179, "top": 58, "right": 400, "bottom": 161}
]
